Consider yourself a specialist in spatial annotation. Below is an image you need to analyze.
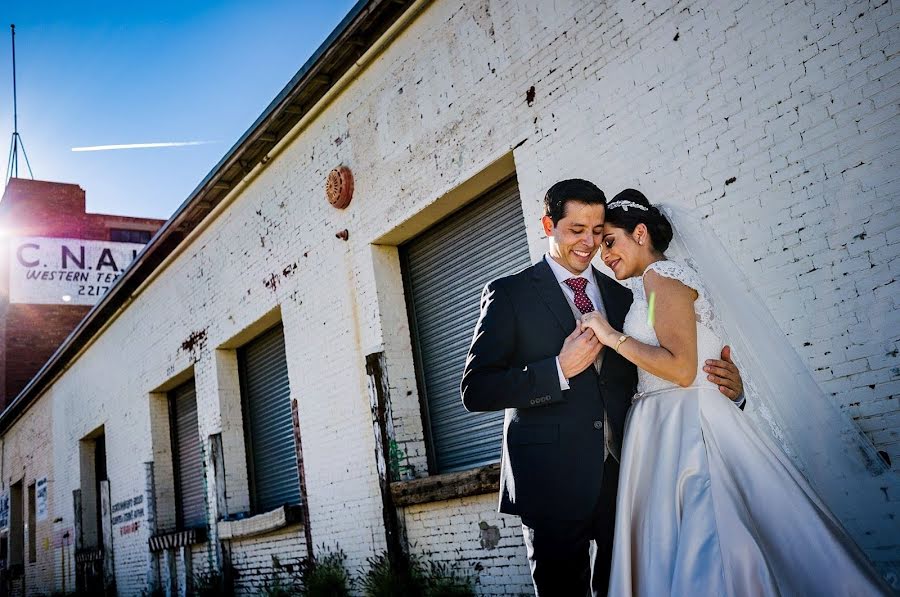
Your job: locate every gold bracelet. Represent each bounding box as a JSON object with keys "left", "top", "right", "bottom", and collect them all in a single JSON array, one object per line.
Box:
[{"left": 614, "top": 334, "right": 630, "bottom": 352}]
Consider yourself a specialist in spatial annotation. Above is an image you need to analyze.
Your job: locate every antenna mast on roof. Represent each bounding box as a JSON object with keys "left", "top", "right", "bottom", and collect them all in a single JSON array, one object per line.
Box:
[{"left": 6, "top": 24, "right": 34, "bottom": 185}]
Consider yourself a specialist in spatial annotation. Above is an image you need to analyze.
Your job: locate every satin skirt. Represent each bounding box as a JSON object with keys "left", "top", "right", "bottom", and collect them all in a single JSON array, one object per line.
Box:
[{"left": 608, "top": 387, "right": 890, "bottom": 597}]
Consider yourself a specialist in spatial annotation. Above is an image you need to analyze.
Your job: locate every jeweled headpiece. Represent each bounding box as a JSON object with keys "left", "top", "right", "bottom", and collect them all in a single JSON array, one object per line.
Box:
[{"left": 606, "top": 199, "right": 648, "bottom": 212}]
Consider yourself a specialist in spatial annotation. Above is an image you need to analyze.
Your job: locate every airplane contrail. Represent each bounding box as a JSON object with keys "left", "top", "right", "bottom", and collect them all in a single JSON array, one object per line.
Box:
[{"left": 71, "top": 141, "right": 213, "bottom": 152}]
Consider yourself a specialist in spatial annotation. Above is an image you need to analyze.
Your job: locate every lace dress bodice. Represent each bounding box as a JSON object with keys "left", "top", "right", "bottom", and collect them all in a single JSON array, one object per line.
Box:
[{"left": 624, "top": 260, "right": 723, "bottom": 394}]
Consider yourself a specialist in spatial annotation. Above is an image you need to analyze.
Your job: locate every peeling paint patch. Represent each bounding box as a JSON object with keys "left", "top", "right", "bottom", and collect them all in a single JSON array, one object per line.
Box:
[
  {"left": 180, "top": 329, "right": 208, "bottom": 357},
  {"left": 479, "top": 521, "right": 500, "bottom": 549},
  {"left": 525, "top": 85, "right": 536, "bottom": 106},
  {"left": 282, "top": 263, "right": 298, "bottom": 278},
  {"left": 264, "top": 273, "right": 281, "bottom": 291},
  {"left": 725, "top": 176, "right": 737, "bottom": 185}
]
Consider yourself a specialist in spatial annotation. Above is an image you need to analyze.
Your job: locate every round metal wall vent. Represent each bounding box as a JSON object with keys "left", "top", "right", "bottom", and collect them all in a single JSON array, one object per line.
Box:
[{"left": 326, "top": 166, "right": 353, "bottom": 209}]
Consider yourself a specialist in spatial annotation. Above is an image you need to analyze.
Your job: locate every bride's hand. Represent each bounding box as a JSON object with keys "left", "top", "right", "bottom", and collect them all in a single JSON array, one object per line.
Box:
[{"left": 580, "top": 312, "right": 617, "bottom": 345}]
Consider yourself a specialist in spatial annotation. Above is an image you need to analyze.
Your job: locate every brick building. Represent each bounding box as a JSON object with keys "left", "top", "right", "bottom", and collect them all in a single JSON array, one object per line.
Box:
[
  {"left": 0, "top": 0, "right": 896, "bottom": 595},
  {"left": 0, "top": 178, "right": 164, "bottom": 409}
]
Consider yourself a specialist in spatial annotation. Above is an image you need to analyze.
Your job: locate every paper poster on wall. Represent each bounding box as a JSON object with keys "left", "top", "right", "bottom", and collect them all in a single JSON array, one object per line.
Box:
[
  {"left": 0, "top": 492, "right": 8, "bottom": 530},
  {"left": 36, "top": 477, "right": 48, "bottom": 522}
]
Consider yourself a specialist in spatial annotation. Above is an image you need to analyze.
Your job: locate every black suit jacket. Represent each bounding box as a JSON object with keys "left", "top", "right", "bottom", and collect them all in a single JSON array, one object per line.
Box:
[{"left": 461, "top": 259, "right": 638, "bottom": 522}]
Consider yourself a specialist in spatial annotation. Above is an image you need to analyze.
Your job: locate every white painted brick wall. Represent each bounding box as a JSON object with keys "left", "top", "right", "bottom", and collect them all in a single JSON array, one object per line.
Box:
[
  {"left": 227, "top": 528, "right": 307, "bottom": 595},
  {"left": 1, "top": 0, "right": 897, "bottom": 594},
  {"left": 403, "top": 494, "right": 533, "bottom": 596},
  {"left": 0, "top": 396, "right": 57, "bottom": 593}
]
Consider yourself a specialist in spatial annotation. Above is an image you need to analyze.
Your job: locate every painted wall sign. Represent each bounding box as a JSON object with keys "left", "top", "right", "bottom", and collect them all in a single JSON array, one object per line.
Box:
[
  {"left": 110, "top": 493, "right": 145, "bottom": 534},
  {"left": 36, "top": 477, "right": 48, "bottom": 522},
  {"left": 7, "top": 236, "right": 145, "bottom": 305}
]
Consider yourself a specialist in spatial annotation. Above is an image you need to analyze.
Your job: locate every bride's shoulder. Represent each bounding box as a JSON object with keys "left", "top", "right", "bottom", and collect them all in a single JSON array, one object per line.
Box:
[{"left": 642, "top": 259, "right": 706, "bottom": 295}]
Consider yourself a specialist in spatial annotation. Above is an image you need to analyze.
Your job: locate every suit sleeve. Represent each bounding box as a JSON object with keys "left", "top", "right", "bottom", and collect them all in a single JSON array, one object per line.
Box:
[{"left": 460, "top": 281, "right": 565, "bottom": 412}]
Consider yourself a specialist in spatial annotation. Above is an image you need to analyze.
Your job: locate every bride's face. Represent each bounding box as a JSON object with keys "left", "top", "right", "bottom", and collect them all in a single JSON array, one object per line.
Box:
[{"left": 600, "top": 223, "right": 647, "bottom": 279}]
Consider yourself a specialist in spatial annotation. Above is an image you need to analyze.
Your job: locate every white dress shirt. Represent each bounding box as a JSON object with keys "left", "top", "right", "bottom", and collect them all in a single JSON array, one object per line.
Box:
[{"left": 545, "top": 254, "right": 606, "bottom": 390}]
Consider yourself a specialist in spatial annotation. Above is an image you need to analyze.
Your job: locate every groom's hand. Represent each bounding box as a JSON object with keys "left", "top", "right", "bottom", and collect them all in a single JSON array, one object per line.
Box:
[
  {"left": 559, "top": 326, "right": 603, "bottom": 379},
  {"left": 704, "top": 345, "right": 743, "bottom": 401}
]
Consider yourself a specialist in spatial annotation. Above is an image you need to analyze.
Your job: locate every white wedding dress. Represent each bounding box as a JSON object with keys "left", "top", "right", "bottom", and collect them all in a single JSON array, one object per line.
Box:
[{"left": 607, "top": 260, "right": 890, "bottom": 596}]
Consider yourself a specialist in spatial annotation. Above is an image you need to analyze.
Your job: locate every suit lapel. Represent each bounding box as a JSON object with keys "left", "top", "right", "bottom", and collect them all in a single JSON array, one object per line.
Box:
[
  {"left": 530, "top": 260, "right": 631, "bottom": 336},
  {"left": 530, "top": 259, "right": 577, "bottom": 334}
]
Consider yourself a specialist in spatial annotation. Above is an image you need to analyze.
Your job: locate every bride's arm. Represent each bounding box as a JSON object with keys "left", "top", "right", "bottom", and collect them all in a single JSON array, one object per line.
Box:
[{"left": 583, "top": 270, "right": 699, "bottom": 387}]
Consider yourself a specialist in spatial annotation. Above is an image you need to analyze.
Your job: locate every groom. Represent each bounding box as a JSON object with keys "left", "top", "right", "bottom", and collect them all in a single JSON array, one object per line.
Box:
[{"left": 461, "top": 179, "right": 743, "bottom": 596}]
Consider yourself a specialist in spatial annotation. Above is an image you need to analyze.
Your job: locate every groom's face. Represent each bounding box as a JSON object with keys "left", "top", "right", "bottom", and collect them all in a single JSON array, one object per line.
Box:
[{"left": 542, "top": 200, "right": 606, "bottom": 275}]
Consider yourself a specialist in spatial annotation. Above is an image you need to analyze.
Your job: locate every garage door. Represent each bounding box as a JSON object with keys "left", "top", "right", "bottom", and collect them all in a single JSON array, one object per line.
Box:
[
  {"left": 402, "top": 178, "right": 531, "bottom": 473},
  {"left": 239, "top": 325, "right": 301, "bottom": 512},
  {"left": 170, "top": 380, "right": 206, "bottom": 528}
]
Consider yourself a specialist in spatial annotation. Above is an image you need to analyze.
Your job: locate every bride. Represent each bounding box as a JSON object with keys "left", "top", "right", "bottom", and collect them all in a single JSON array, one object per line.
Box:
[{"left": 580, "top": 189, "right": 893, "bottom": 596}]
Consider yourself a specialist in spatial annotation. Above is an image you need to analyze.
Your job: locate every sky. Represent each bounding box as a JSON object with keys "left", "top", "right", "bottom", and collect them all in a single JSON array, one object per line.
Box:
[{"left": 0, "top": 0, "right": 358, "bottom": 219}]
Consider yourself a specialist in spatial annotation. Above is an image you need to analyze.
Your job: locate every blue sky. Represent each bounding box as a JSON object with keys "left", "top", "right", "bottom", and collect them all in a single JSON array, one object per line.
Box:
[{"left": 1, "top": 1, "right": 357, "bottom": 219}]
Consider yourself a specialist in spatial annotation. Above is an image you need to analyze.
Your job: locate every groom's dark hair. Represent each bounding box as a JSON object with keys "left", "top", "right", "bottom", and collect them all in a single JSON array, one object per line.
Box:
[{"left": 543, "top": 179, "right": 606, "bottom": 225}]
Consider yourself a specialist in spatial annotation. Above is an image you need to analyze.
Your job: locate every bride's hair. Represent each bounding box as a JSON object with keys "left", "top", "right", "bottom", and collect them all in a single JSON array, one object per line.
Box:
[{"left": 605, "top": 188, "right": 674, "bottom": 252}]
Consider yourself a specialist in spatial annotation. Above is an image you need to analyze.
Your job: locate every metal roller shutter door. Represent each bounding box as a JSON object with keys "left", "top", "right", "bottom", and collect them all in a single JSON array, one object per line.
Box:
[
  {"left": 403, "top": 179, "right": 532, "bottom": 473},
  {"left": 171, "top": 381, "right": 206, "bottom": 528},
  {"left": 239, "top": 325, "right": 301, "bottom": 512}
]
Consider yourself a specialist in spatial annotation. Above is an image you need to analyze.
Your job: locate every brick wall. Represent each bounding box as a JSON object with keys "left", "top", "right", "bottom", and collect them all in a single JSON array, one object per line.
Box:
[
  {"left": 402, "top": 494, "right": 533, "bottom": 595},
  {"left": 0, "top": 178, "right": 162, "bottom": 239},
  {"left": 3, "top": 305, "right": 90, "bottom": 400},
  {"left": 0, "top": 0, "right": 896, "bottom": 594},
  {"left": 228, "top": 528, "right": 308, "bottom": 595}
]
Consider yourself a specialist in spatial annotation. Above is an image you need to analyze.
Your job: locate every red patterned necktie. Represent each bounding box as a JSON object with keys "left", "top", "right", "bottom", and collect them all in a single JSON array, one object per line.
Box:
[{"left": 564, "top": 277, "right": 595, "bottom": 314}]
